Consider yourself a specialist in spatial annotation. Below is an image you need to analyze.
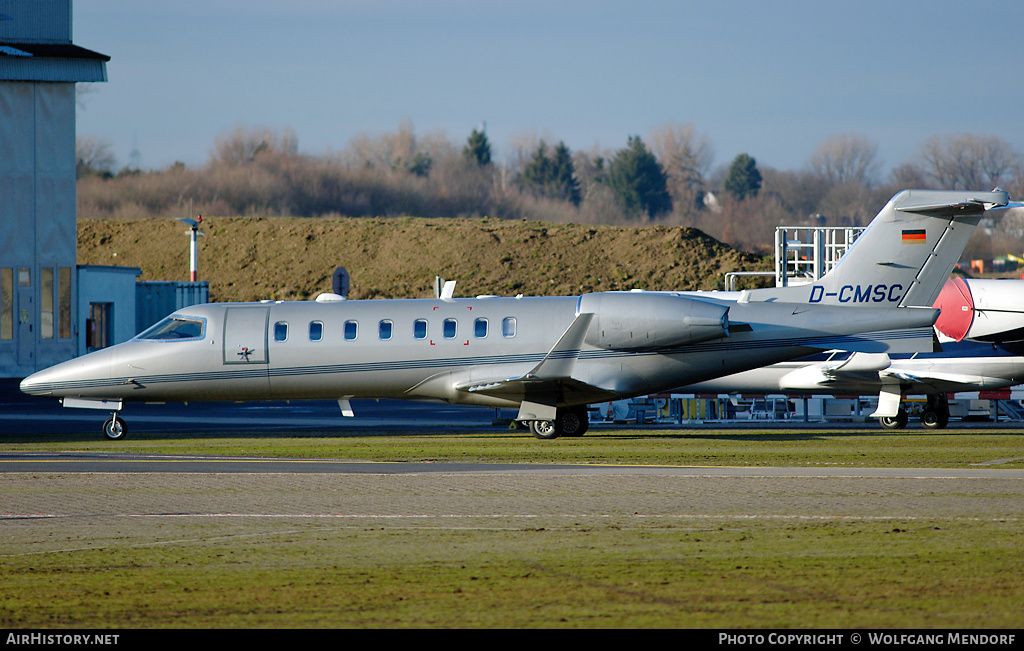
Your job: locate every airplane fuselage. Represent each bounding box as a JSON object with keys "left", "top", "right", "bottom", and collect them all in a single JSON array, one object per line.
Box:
[
  {"left": 19, "top": 293, "right": 933, "bottom": 409},
  {"left": 20, "top": 189, "right": 1014, "bottom": 438}
]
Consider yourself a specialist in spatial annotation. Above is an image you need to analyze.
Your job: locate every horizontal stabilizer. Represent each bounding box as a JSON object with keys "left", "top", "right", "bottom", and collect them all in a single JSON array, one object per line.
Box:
[{"left": 895, "top": 194, "right": 1009, "bottom": 216}]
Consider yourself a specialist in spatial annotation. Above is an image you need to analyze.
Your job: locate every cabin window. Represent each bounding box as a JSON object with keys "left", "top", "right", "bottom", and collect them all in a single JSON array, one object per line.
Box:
[
  {"left": 474, "top": 318, "right": 488, "bottom": 338},
  {"left": 274, "top": 322, "right": 288, "bottom": 342},
  {"left": 137, "top": 316, "right": 205, "bottom": 341},
  {"left": 309, "top": 321, "right": 323, "bottom": 341},
  {"left": 443, "top": 318, "right": 457, "bottom": 339},
  {"left": 379, "top": 320, "right": 393, "bottom": 340},
  {"left": 502, "top": 317, "right": 517, "bottom": 338},
  {"left": 344, "top": 320, "right": 358, "bottom": 341},
  {"left": 413, "top": 319, "right": 427, "bottom": 339}
]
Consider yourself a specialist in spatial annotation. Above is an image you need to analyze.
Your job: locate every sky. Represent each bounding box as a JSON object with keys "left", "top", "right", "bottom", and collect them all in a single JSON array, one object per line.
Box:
[{"left": 72, "top": 0, "right": 1024, "bottom": 178}]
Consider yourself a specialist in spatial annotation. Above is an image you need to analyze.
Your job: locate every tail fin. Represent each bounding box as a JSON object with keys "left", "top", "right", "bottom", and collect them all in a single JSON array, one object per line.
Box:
[{"left": 745, "top": 189, "right": 1009, "bottom": 307}]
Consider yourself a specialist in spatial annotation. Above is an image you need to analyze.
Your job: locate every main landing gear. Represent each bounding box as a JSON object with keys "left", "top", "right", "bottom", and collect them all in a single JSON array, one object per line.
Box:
[
  {"left": 525, "top": 406, "right": 589, "bottom": 440},
  {"left": 878, "top": 394, "right": 949, "bottom": 430}
]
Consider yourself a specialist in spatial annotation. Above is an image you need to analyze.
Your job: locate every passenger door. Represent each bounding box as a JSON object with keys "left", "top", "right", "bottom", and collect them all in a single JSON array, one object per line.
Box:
[{"left": 222, "top": 306, "right": 270, "bottom": 365}]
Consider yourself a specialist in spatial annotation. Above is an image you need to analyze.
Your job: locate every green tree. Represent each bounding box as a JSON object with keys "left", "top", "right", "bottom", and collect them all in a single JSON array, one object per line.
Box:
[
  {"left": 605, "top": 136, "right": 672, "bottom": 218},
  {"left": 463, "top": 128, "right": 492, "bottom": 167},
  {"left": 722, "top": 153, "right": 762, "bottom": 201},
  {"left": 519, "top": 140, "right": 581, "bottom": 206}
]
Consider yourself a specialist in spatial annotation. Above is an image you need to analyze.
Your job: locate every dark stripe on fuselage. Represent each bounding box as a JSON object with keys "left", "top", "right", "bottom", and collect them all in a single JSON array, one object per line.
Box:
[{"left": 29, "top": 328, "right": 929, "bottom": 395}]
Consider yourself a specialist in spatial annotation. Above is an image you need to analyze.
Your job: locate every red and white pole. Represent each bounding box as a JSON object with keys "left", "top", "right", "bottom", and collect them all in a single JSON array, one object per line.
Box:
[{"left": 189, "top": 226, "right": 198, "bottom": 281}]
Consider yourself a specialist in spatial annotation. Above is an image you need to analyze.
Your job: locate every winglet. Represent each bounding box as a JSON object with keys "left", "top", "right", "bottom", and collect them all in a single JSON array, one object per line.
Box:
[{"left": 525, "top": 312, "right": 594, "bottom": 379}]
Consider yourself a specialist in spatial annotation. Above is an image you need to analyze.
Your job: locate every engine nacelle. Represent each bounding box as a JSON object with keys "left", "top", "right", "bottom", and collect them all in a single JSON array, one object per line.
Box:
[
  {"left": 934, "top": 278, "right": 1024, "bottom": 343},
  {"left": 579, "top": 292, "right": 730, "bottom": 350}
]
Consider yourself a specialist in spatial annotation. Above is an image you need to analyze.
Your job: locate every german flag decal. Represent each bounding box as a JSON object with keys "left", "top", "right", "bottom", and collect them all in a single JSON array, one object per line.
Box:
[{"left": 902, "top": 229, "right": 926, "bottom": 244}]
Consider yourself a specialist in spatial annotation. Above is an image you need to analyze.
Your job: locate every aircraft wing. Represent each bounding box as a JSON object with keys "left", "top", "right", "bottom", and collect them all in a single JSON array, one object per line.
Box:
[
  {"left": 880, "top": 369, "right": 1012, "bottom": 394},
  {"left": 778, "top": 352, "right": 893, "bottom": 391},
  {"left": 464, "top": 375, "right": 620, "bottom": 419},
  {"left": 455, "top": 312, "right": 619, "bottom": 419}
]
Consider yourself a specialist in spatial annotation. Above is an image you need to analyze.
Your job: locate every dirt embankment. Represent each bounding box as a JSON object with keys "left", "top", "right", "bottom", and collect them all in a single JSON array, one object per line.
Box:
[{"left": 77, "top": 216, "right": 771, "bottom": 303}]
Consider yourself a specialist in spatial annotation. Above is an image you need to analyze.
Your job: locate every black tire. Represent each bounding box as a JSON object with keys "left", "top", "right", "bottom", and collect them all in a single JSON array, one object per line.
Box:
[
  {"left": 558, "top": 407, "right": 589, "bottom": 437},
  {"left": 529, "top": 419, "right": 559, "bottom": 439},
  {"left": 103, "top": 416, "right": 128, "bottom": 441},
  {"left": 920, "top": 409, "right": 949, "bottom": 430},
  {"left": 878, "top": 409, "right": 908, "bottom": 430}
]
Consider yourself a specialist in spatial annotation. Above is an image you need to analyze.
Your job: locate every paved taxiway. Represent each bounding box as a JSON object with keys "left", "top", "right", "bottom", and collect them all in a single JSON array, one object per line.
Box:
[
  {"left": 2, "top": 452, "right": 1023, "bottom": 478},
  {"left": 3, "top": 453, "right": 1022, "bottom": 536},
  {"left": 3, "top": 385, "right": 1023, "bottom": 552}
]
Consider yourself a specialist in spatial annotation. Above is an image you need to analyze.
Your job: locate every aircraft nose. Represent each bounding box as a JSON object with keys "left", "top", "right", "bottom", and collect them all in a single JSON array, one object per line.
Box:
[
  {"left": 19, "top": 366, "right": 55, "bottom": 397},
  {"left": 19, "top": 347, "right": 120, "bottom": 398},
  {"left": 20, "top": 364, "right": 69, "bottom": 397}
]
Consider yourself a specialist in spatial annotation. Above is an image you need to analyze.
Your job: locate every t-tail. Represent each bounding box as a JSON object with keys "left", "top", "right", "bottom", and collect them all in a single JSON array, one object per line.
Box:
[{"left": 744, "top": 189, "right": 1010, "bottom": 307}]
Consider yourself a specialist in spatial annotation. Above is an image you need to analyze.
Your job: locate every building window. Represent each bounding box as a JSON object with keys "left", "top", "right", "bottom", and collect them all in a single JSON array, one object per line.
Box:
[
  {"left": 379, "top": 320, "right": 393, "bottom": 340},
  {"left": 413, "top": 319, "right": 427, "bottom": 339},
  {"left": 309, "top": 321, "right": 323, "bottom": 341},
  {"left": 87, "top": 303, "right": 113, "bottom": 351},
  {"left": 274, "top": 321, "right": 288, "bottom": 342},
  {"left": 474, "top": 318, "right": 488, "bottom": 338},
  {"left": 502, "top": 317, "right": 517, "bottom": 338},
  {"left": 1, "top": 269, "right": 11, "bottom": 340},
  {"left": 41, "top": 267, "right": 53, "bottom": 339},
  {"left": 344, "top": 320, "right": 358, "bottom": 341},
  {"left": 443, "top": 318, "right": 457, "bottom": 339},
  {"left": 58, "top": 267, "right": 71, "bottom": 339}
]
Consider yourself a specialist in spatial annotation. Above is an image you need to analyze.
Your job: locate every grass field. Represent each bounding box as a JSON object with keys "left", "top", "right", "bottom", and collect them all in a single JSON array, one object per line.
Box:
[
  {"left": 5, "top": 426, "right": 1024, "bottom": 468},
  {"left": 2, "top": 428, "right": 1023, "bottom": 629}
]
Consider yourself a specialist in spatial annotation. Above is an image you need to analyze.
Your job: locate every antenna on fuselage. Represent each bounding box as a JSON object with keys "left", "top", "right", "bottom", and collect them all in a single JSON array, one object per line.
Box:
[
  {"left": 434, "top": 275, "right": 456, "bottom": 300},
  {"left": 332, "top": 267, "right": 350, "bottom": 297}
]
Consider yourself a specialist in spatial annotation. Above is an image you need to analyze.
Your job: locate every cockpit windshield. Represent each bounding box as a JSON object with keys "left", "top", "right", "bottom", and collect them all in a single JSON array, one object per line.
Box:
[{"left": 136, "top": 316, "right": 205, "bottom": 341}]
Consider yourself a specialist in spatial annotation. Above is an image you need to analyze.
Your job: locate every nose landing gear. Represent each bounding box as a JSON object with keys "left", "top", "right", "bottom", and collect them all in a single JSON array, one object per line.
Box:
[{"left": 103, "top": 413, "right": 128, "bottom": 440}]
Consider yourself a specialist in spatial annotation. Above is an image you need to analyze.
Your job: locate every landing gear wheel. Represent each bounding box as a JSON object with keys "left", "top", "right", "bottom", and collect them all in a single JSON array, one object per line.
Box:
[
  {"left": 878, "top": 409, "right": 908, "bottom": 430},
  {"left": 103, "top": 416, "right": 128, "bottom": 441},
  {"left": 920, "top": 409, "right": 949, "bottom": 430},
  {"left": 527, "top": 407, "right": 590, "bottom": 439},
  {"left": 921, "top": 394, "right": 950, "bottom": 430},
  {"left": 558, "top": 407, "right": 589, "bottom": 437},
  {"left": 529, "top": 419, "right": 559, "bottom": 439}
]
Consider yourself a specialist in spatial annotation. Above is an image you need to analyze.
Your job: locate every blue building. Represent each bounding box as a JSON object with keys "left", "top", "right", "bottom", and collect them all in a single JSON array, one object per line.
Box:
[{"left": 0, "top": 0, "right": 108, "bottom": 377}]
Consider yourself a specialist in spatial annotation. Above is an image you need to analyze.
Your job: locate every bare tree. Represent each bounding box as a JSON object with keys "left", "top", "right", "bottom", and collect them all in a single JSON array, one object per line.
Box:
[
  {"left": 648, "top": 123, "right": 713, "bottom": 210},
  {"left": 342, "top": 121, "right": 438, "bottom": 176},
  {"left": 888, "top": 163, "right": 930, "bottom": 189},
  {"left": 212, "top": 125, "right": 298, "bottom": 166},
  {"left": 808, "top": 134, "right": 881, "bottom": 187},
  {"left": 76, "top": 136, "right": 116, "bottom": 177},
  {"left": 504, "top": 129, "right": 545, "bottom": 178},
  {"left": 918, "top": 133, "right": 1022, "bottom": 190}
]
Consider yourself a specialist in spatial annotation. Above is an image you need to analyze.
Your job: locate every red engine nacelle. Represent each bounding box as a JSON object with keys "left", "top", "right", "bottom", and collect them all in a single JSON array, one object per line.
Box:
[{"left": 934, "top": 278, "right": 1024, "bottom": 343}]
